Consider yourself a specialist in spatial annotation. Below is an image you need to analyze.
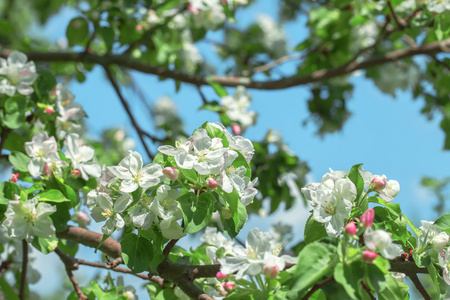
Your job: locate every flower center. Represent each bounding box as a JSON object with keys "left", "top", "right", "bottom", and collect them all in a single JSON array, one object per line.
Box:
[
  {"left": 101, "top": 208, "right": 113, "bottom": 218},
  {"left": 322, "top": 200, "right": 336, "bottom": 215},
  {"left": 133, "top": 172, "right": 143, "bottom": 183},
  {"left": 26, "top": 211, "right": 37, "bottom": 223},
  {"left": 198, "top": 150, "right": 207, "bottom": 162}
]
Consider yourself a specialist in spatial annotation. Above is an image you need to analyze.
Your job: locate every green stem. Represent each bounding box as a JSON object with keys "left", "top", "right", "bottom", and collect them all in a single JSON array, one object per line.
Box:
[{"left": 403, "top": 214, "right": 421, "bottom": 239}]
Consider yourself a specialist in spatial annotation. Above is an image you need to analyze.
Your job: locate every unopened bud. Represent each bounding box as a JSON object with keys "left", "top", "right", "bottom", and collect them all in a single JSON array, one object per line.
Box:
[
  {"left": 44, "top": 106, "right": 55, "bottom": 114},
  {"left": 75, "top": 211, "right": 91, "bottom": 227},
  {"left": 123, "top": 291, "right": 134, "bottom": 300},
  {"left": 432, "top": 232, "right": 450, "bottom": 252},
  {"left": 216, "top": 272, "right": 228, "bottom": 280},
  {"left": 9, "top": 173, "right": 19, "bottom": 183},
  {"left": 207, "top": 178, "right": 218, "bottom": 189},
  {"left": 232, "top": 124, "right": 241, "bottom": 135},
  {"left": 224, "top": 282, "right": 234, "bottom": 291},
  {"left": 14, "top": 194, "right": 20, "bottom": 200},
  {"left": 263, "top": 264, "right": 279, "bottom": 278},
  {"left": 370, "top": 175, "right": 387, "bottom": 191},
  {"left": 363, "top": 250, "right": 377, "bottom": 263},
  {"left": 135, "top": 24, "right": 143, "bottom": 31},
  {"left": 163, "top": 167, "right": 179, "bottom": 180},
  {"left": 72, "top": 169, "right": 81, "bottom": 176},
  {"left": 345, "top": 221, "right": 357, "bottom": 235},
  {"left": 360, "top": 208, "right": 375, "bottom": 228}
]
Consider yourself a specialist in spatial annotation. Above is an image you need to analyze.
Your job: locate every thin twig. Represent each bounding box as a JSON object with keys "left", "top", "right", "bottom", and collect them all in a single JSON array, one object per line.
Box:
[
  {"left": 242, "top": 54, "right": 302, "bottom": 76},
  {"left": 55, "top": 249, "right": 87, "bottom": 300},
  {"left": 387, "top": 1, "right": 406, "bottom": 29},
  {"left": 404, "top": 7, "right": 423, "bottom": 24},
  {"left": 103, "top": 66, "right": 154, "bottom": 160},
  {"left": 19, "top": 240, "right": 28, "bottom": 300},
  {"left": 196, "top": 86, "right": 208, "bottom": 105},
  {"left": 301, "top": 276, "right": 335, "bottom": 300},
  {"left": 409, "top": 273, "right": 431, "bottom": 300},
  {"left": 361, "top": 281, "right": 376, "bottom": 300}
]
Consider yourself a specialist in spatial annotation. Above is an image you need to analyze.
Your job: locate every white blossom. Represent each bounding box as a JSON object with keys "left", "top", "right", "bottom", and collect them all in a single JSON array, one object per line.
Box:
[
  {"left": 25, "top": 131, "right": 66, "bottom": 177},
  {"left": 64, "top": 133, "right": 101, "bottom": 180},
  {"left": 221, "top": 86, "right": 256, "bottom": 131},
  {"left": 427, "top": 0, "right": 450, "bottom": 13},
  {"left": 439, "top": 247, "right": 450, "bottom": 285},
  {"left": 2, "top": 197, "right": 56, "bottom": 242},
  {"left": 364, "top": 228, "right": 403, "bottom": 260},
  {"left": 90, "top": 193, "right": 132, "bottom": 235},
  {"left": 108, "top": 150, "right": 164, "bottom": 193},
  {"left": 0, "top": 51, "right": 38, "bottom": 96},
  {"left": 256, "top": 15, "right": 287, "bottom": 58}
]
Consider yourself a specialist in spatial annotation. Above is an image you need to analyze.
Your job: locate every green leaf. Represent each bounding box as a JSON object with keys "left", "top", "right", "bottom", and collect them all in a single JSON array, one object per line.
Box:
[
  {"left": 200, "top": 122, "right": 230, "bottom": 147},
  {"left": 304, "top": 215, "right": 327, "bottom": 244},
  {"left": 288, "top": 242, "right": 336, "bottom": 298},
  {"left": 31, "top": 235, "right": 58, "bottom": 254},
  {"left": 3, "top": 131, "right": 27, "bottom": 152},
  {"left": 1, "top": 95, "right": 27, "bottom": 129},
  {"left": 0, "top": 277, "right": 19, "bottom": 300},
  {"left": 38, "top": 190, "right": 70, "bottom": 203},
  {"left": 9, "top": 151, "right": 30, "bottom": 172},
  {"left": 199, "top": 101, "right": 223, "bottom": 112},
  {"left": 348, "top": 163, "right": 364, "bottom": 199},
  {"left": 66, "top": 17, "right": 89, "bottom": 46},
  {"left": 176, "top": 192, "right": 215, "bottom": 234},
  {"left": 0, "top": 182, "right": 20, "bottom": 204},
  {"left": 206, "top": 77, "right": 228, "bottom": 97},
  {"left": 427, "top": 263, "right": 447, "bottom": 299},
  {"left": 223, "top": 189, "right": 247, "bottom": 237},
  {"left": 434, "top": 213, "right": 450, "bottom": 233},
  {"left": 334, "top": 262, "right": 363, "bottom": 299},
  {"left": 377, "top": 273, "right": 409, "bottom": 300},
  {"left": 121, "top": 233, "right": 153, "bottom": 273}
]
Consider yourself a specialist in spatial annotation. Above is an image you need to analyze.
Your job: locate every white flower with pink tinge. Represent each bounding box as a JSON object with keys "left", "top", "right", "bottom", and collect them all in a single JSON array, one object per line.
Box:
[
  {"left": 25, "top": 131, "right": 66, "bottom": 177},
  {"left": 108, "top": 150, "right": 164, "bottom": 193},
  {"left": 0, "top": 51, "right": 38, "bottom": 96}
]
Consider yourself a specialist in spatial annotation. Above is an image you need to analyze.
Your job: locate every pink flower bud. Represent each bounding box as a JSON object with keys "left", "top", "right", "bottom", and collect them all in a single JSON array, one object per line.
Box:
[
  {"left": 44, "top": 106, "right": 55, "bottom": 114},
  {"left": 135, "top": 24, "right": 143, "bottom": 31},
  {"left": 207, "top": 178, "right": 218, "bottom": 189},
  {"left": 360, "top": 208, "right": 375, "bottom": 228},
  {"left": 232, "top": 124, "right": 241, "bottom": 135},
  {"left": 216, "top": 272, "right": 228, "bottom": 280},
  {"left": 75, "top": 211, "right": 91, "bottom": 227},
  {"left": 363, "top": 250, "right": 377, "bottom": 263},
  {"left": 72, "top": 169, "right": 81, "bottom": 176},
  {"left": 263, "top": 264, "right": 279, "bottom": 278},
  {"left": 224, "top": 282, "right": 234, "bottom": 291},
  {"left": 163, "top": 167, "right": 179, "bottom": 180},
  {"left": 14, "top": 194, "right": 20, "bottom": 200},
  {"left": 189, "top": 4, "right": 199, "bottom": 13},
  {"left": 9, "top": 173, "right": 19, "bottom": 183},
  {"left": 370, "top": 175, "right": 387, "bottom": 191},
  {"left": 345, "top": 221, "right": 357, "bottom": 235}
]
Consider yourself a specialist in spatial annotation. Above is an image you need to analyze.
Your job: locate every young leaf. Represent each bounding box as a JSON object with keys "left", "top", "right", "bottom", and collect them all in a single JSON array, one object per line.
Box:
[
  {"left": 121, "top": 233, "right": 153, "bottom": 273},
  {"left": 9, "top": 151, "right": 30, "bottom": 172}
]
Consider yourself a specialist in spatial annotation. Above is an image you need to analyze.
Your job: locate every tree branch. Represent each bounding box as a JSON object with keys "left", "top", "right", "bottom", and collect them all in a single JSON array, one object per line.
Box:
[
  {"left": 2, "top": 38, "right": 449, "bottom": 90},
  {"left": 54, "top": 249, "right": 88, "bottom": 300},
  {"left": 56, "top": 226, "right": 122, "bottom": 258},
  {"left": 103, "top": 66, "right": 154, "bottom": 160},
  {"left": 361, "top": 281, "right": 376, "bottom": 300},
  {"left": 387, "top": 1, "right": 406, "bottom": 29},
  {"left": 19, "top": 240, "right": 28, "bottom": 300},
  {"left": 163, "top": 239, "right": 180, "bottom": 259},
  {"left": 409, "top": 273, "right": 431, "bottom": 300}
]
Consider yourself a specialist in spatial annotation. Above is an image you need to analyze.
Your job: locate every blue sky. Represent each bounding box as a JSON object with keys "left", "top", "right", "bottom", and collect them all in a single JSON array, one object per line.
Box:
[{"left": 29, "top": 0, "right": 450, "bottom": 296}]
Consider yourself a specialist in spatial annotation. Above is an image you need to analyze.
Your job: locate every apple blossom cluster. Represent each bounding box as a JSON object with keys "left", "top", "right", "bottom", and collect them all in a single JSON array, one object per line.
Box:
[
  {"left": 256, "top": 15, "right": 287, "bottom": 58},
  {"left": 302, "top": 168, "right": 400, "bottom": 237},
  {"left": 158, "top": 122, "right": 257, "bottom": 204},
  {"left": 0, "top": 51, "right": 38, "bottom": 96},
  {"left": 220, "top": 86, "right": 256, "bottom": 134},
  {"left": 87, "top": 122, "right": 258, "bottom": 238},
  {"left": 25, "top": 131, "right": 101, "bottom": 179},
  {"left": 199, "top": 226, "right": 296, "bottom": 296}
]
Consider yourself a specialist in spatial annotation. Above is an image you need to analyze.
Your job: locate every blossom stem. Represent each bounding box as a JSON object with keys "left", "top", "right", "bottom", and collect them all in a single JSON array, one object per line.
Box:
[
  {"left": 356, "top": 189, "right": 370, "bottom": 208},
  {"left": 255, "top": 274, "right": 266, "bottom": 293},
  {"left": 19, "top": 240, "right": 28, "bottom": 300}
]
